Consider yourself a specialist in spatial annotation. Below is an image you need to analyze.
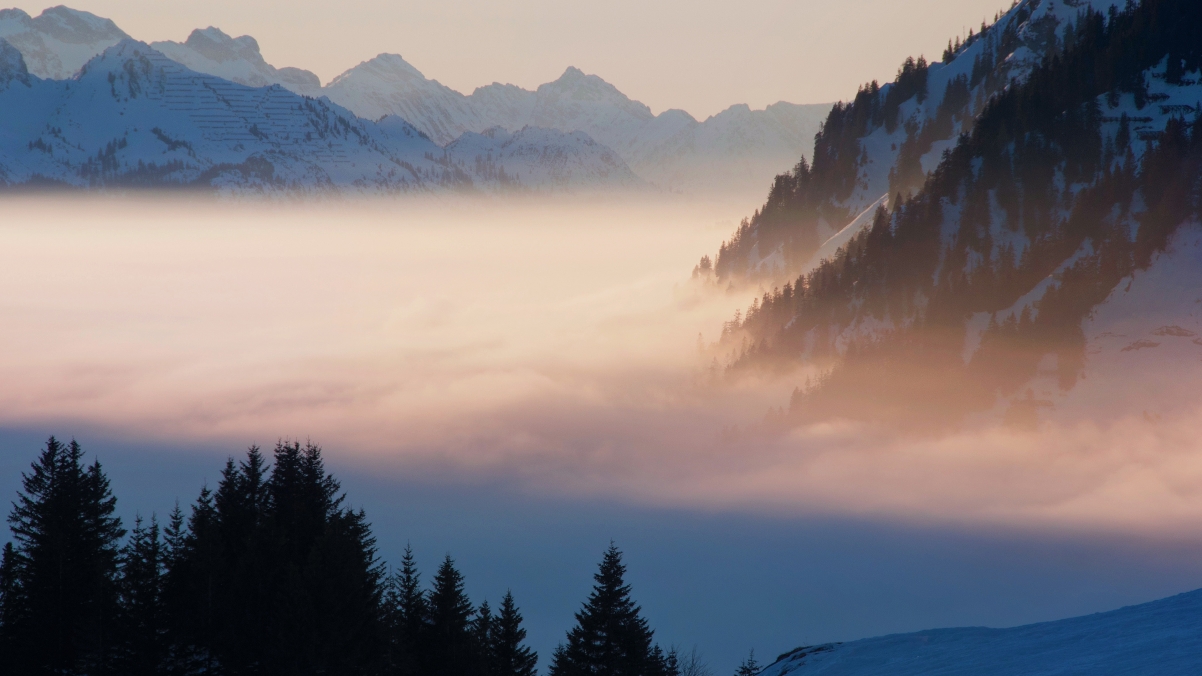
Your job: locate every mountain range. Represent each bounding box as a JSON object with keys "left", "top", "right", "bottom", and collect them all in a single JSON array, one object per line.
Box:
[
  {"left": 0, "top": 36, "right": 638, "bottom": 192},
  {"left": 0, "top": 5, "right": 830, "bottom": 195}
]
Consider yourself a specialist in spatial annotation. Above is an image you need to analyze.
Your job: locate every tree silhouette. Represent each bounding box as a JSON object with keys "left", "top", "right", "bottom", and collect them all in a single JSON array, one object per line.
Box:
[
  {"left": 492, "top": 590, "right": 538, "bottom": 676},
  {"left": 550, "top": 543, "right": 668, "bottom": 676},
  {"left": 0, "top": 437, "right": 125, "bottom": 674}
]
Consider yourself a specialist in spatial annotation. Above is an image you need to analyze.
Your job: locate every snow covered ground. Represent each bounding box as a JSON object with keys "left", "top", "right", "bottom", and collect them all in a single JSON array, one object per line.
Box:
[{"left": 762, "top": 587, "right": 1202, "bottom": 675}]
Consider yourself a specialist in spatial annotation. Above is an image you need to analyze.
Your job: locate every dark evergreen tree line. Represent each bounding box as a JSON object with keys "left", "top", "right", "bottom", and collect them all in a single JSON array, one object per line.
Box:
[{"left": 2, "top": 439, "right": 690, "bottom": 676}]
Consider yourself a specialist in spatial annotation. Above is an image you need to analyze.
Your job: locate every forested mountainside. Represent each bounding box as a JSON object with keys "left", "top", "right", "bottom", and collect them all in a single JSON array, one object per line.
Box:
[
  {"left": 760, "top": 588, "right": 1202, "bottom": 676},
  {"left": 0, "top": 39, "right": 640, "bottom": 193},
  {"left": 707, "top": 0, "right": 1202, "bottom": 427},
  {"left": 705, "top": 0, "right": 1126, "bottom": 283}
]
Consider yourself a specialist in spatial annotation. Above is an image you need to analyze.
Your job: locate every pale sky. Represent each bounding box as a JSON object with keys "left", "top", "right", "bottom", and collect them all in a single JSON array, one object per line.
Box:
[{"left": 29, "top": 0, "right": 1011, "bottom": 119}]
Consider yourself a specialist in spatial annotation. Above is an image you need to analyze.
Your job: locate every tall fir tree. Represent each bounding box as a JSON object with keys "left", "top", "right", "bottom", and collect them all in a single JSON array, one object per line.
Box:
[
  {"left": 161, "top": 442, "right": 388, "bottom": 675},
  {"left": 491, "top": 591, "right": 538, "bottom": 676},
  {"left": 0, "top": 438, "right": 125, "bottom": 674},
  {"left": 473, "top": 600, "right": 495, "bottom": 673},
  {"left": 387, "top": 544, "right": 428, "bottom": 676},
  {"left": 549, "top": 543, "right": 668, "bottom": 676},
  {"left": 117, "top": 515, "right": 166, "bottom": 676},
  {"left": 426, "top": 554, "right": 477, "bottom": 675}
]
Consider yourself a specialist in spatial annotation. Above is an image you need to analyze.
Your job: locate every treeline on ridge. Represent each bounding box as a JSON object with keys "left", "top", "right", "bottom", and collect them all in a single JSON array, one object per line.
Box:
[
  {"left": 712, "top": 0, "right": 1202, "bottom": 427},
  {"left": 705, "top": 1, "right": 1039, "bottom": 283},
  {"left": 0, "top": 438, "right": 692, "bottom": 676}
]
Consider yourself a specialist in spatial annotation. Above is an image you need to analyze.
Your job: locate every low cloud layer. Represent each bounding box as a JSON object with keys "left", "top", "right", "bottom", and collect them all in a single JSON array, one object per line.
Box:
[{"left": 2, "top": 195, "right": 1200, "bottom": 536}]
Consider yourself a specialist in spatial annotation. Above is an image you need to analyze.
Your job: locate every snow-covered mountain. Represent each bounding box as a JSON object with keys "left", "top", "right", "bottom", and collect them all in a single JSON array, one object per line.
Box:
[
  {"left": 0, "top": 5, "right": 126, "bottom": 79},
  {"left": 325, "top": 59, "right": 831, "bottom": 194},
  {"left": 445, "top": 125, "right": 636, "bottom": 189},
  {"left": 711, "top": 0, "right": 1133, "bottom": 283},
  {"left": 151, "top": 27, "right": 322, "bottom": 97},
  {"left": 320, "top": 53, "right": 481, "bottom": 146},
  {"left": 706, "top": 0, "right": 1202, "bottom": 428},
  {"left": 0, "top": 39, "right": 640, "bottom": 193},
  {"left": 761, "top": 587, "right": 1202, "bottom": 675},
  {"left": 0, "top": 5, "right": 828, "bottom": 194}
]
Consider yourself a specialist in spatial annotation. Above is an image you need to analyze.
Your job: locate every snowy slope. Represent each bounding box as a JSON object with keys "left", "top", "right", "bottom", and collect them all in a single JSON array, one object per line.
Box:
[
  {"left": 761, "top": 587, "right": 1202, "bottom": 675},
  {"left": 322, "top": 53, "right": 482, "bottom": 145},
  {"left": 839, "top": 0, "right": 1128, "bottom": 222},
  {"left": 325, "top": 60, "right": 830, "bottom": 194},
  {"left": 0, "top": 5, "right": 824, "bottom": 194},
  {"left": 0, "top": 39, "right": 638, "bottom": 193},
  {"left": 0, "top": 5, "right": 126, "bottom": 79},
  {"left": 151, "top": 27, "right": 321, "bottom": 96},
  {"left": 445, "top": 126, "right": 641, "bottom": 190},
  {"left": 718, "top": 0, "right": 1133, "bottom": 285},
  {"left": 988, "top": 224, "right": 1202, "bottom": 425},
  {"left": 623, "top": 101, "right": 829, "bottom": 195},
  {"left": 0, "top": 39, "right": 448, "bottom": 192}
]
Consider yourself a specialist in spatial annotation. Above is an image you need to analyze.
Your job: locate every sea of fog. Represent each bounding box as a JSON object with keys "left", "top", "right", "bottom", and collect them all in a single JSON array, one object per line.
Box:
[{"left": 2, "top": 194, "right": 1202, "bottom": 671}]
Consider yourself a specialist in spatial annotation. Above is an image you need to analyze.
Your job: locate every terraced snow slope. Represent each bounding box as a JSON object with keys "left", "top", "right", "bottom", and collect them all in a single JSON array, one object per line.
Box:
[{"left": 0, "top": 39, "right": 640, "bottom": 193}]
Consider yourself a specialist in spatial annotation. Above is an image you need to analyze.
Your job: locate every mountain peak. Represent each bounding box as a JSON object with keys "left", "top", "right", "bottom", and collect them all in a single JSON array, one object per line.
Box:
[
  {"left": 29, "top": 5, "right": 128, "bottom": 42},
  {"left": 0, "top": 8, "right": 31, "bottom": 23},
  {"left": 150, "top": 27, "right": 321, "bottom": 93},
  {"left": 329, "top": 53, "right": 428, "bottom": 87},
  {"left": 0, "top": 36, "right": 29, "bottom": 86},
  {"left": 178, "top": 26, "right": 264, "bottom": 64},
  {"left": 0, "top": 5, "right": 129, "bottom": 79},
  {"left": 541, "top": 65, "right": 626, "bottom": 97}
]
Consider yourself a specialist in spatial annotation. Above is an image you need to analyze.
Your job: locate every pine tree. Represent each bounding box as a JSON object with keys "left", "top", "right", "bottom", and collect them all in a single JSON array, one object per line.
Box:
[
  {"left": 388, "top": 544, "right": 428, "bottom": 676},
  {"left": 664, "top": 648, "right": 680, "bottom": 676},
  {"left": 0, "top": 542, "right": 23, "bottom": 665},
  {"left": 163, "top": 442, "right": 388, "bottom": 675},
  {"left": 426, "top": 554, "right": 477, "bottom": 675},
  {"left": 491, "top": 591, "right": 538, "bottom": 676},
  {"left": 118, "top": 514, "right": 166, "bottom": 675},
  {"left": 261, "top": 441, "right": 386, "bottom": 675},
  {"left": 0, "top": 437, "right": 125, "bottom": 674},
  {"left": 473, "top": 599, "right": 495, "bottom": 673},
  {"left": 549, "top": 543, "right": 663, "bottom": 676},
  {"left": 733, "top": 651, "right": 759, "bottom": 676}
]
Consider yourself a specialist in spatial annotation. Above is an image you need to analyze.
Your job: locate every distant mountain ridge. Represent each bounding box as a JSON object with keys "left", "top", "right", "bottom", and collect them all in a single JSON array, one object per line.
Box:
[
  {"left": 0, "top": 5, "right": 830, "bottom": 195},
  {"left": 0, "top": 38, "right": 641, "bottom": 193},
  {"left": 323, "top": 56, "right": 830, "bottom": 195}
]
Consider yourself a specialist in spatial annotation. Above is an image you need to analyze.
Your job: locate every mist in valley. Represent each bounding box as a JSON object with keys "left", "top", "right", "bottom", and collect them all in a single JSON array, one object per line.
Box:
[{"left": 0, "top": 194, "right": 1197, "bottom": 536}]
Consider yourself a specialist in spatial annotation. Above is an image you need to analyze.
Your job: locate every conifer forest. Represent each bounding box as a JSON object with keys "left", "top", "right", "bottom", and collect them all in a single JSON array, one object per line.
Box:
[{"left": 0, "top": 439, "right": 701, "bottom": 676}]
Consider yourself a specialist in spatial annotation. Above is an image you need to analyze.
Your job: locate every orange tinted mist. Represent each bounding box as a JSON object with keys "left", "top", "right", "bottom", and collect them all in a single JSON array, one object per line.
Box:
[{"left": 2, "top": 195, "right": 1201, "bottom": 536}]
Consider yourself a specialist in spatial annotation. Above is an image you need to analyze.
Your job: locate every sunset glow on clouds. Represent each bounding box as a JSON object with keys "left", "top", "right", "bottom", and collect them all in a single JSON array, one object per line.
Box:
[{"left": 3, "top": 196, "right": 1201, "bottom": 536}]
